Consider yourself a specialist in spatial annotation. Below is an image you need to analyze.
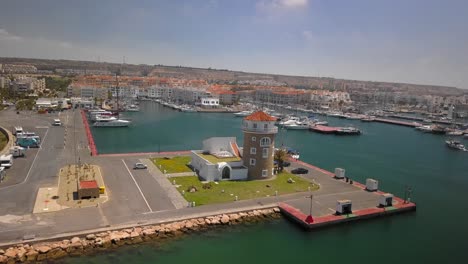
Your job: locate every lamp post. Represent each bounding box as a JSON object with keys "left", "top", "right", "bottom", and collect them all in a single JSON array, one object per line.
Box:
[{"left": 305, "top": 194, "right": 314, "bottom": 224}]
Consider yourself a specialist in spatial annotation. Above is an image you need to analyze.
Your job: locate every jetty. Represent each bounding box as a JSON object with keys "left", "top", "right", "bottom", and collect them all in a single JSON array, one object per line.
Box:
[
  {"left": 374, "top": 118, "right": 422, "bottom": 127},
  {"left": 279, "top": 160, "right": 417, "bottom": 230},
  {"left": 309, "top": 125, "right": 339, "bottom": 134}
]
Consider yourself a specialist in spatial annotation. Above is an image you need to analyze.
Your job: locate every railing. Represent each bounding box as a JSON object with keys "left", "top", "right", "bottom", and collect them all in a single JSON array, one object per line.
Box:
[{"left": 242, "top": 126, "right": 278, "bottom": 133}]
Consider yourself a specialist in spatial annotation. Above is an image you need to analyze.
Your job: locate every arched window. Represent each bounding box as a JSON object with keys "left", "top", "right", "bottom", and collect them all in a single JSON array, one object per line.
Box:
[{"left": 260, "top": 137, "right": 271, "bottom": 147}]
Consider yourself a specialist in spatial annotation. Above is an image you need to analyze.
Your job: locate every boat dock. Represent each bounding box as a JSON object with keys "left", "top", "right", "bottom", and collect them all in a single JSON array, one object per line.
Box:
[
  {"left": 309, "top": 125, "right": 340, "bottom": 134},
  {"left": 279, "top": 160, "right": 417, "bottom": 230},
  {"left": 374, "top": 118, "right": 422, "bottom": 127}
]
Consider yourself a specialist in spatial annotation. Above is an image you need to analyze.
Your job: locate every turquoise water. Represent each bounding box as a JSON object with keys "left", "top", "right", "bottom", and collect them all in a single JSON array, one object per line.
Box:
[{"left": 74, "top": 101, "right": 468, "bottom": 264}]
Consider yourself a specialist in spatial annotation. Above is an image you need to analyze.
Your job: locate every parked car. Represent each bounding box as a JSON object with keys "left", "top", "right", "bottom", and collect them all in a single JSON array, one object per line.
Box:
[
  {"left": 291, "top": 168, "right": 308, "bottom": 174},
  {"left": 133, "top": 163, "right": 147, "bottom": 169},
  {"left": 283, "top": 161, "right": 291, "bottom": 167}
]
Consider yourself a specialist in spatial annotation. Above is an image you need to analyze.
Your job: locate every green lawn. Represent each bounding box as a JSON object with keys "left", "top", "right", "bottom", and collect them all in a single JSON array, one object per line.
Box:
[
  {"left": 0, "top": 132, "right": 7, "bottom": 151},
  {"left": 171, "top": 172, "right": 319, "bottom": 206},
  {"left": 151, "top": 156, "right": 193, "bottom": 173}
]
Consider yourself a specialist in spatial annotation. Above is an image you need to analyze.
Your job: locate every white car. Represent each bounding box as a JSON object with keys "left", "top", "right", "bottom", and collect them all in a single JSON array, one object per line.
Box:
[{"left": 133, "top": 163, "right": 147, "bottom": 169}]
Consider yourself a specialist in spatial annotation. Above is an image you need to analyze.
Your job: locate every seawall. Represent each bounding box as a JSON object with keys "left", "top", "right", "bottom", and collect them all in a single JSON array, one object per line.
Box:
[{"left": 0, "top": 208, "right": 280, "bottom": 263}]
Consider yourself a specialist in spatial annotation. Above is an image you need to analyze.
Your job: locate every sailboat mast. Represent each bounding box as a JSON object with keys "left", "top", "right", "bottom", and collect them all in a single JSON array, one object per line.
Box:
[{"left": 116, "top": 73, "right": 120, "bottom": 118}]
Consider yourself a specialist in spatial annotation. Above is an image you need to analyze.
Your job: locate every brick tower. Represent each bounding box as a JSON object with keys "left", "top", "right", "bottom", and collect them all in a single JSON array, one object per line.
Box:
[{"left": 242, "top": 111, "right": 278, "bottom": 180}]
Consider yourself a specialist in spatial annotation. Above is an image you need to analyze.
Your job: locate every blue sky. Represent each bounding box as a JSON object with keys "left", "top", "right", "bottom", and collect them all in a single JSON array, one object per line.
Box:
[{"left": 1, "top": 0, "right": 467, "bottom": 88}]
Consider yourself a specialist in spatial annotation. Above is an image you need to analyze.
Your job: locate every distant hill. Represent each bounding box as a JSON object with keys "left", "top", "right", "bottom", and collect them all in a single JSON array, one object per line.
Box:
[{"left": 0, "top": 56, "right": 465, "bottom": 96}]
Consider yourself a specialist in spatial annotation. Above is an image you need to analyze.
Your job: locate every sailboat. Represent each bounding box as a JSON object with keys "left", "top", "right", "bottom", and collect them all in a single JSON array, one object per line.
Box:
[{"left": 94, "top": 74, "right": 131, "bottom": 127}]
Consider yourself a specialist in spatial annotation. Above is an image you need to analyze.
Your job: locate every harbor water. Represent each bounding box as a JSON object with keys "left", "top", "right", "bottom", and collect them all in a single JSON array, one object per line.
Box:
[{"left": 72, "top": 101, "right": 468, "bottom": 264}]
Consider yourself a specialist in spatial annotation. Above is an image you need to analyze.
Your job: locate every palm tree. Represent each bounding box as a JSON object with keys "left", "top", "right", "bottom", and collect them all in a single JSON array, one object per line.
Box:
[{"left": 274, "top": 148, "right": 288, "bottom": 172}]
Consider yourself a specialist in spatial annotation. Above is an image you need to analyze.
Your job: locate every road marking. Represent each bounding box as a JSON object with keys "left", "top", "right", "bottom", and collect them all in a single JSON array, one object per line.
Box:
[
  {"left": 35, "top": 126, "right": 49, "bottom": 129},
  {"left": 0, "top": 128, "right": 50, "bottom": 190},
  {"left": 121, "top": 159, "right": 153, "bottom": 213}
]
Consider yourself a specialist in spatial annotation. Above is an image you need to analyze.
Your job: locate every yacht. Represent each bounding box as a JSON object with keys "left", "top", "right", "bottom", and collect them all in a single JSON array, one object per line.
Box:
[
  {"left": 181, "top": 106, "right": 197, "bottom": 112},
  {"left": 415, "top": 125, "right": 432, "bottom": 132},
  {"left": 233, "top": 110, "right": 253, "bottom": 117},
  {"left": 446, "top": 130, "right": 464, "bottom": 136},
  {"left": 278, "top": 116, "right": 300, "bottom": 126},
  {"left": 284, "top": 122, "right": 310, "bottom": 130},
  {"left": 336, "top": 127, "right": 361, "bottom": 135},
  {"left": 126, "top": 104, "right": 140, "bottom": 112},
  {"left": 93, "top": 118, "right": 131, "bottom": 127},
  {"left": 445, "top": 140, "right": 467, "bottom": 151},
  {"left": 94, "top": 115, "right": 117, "bottom": 122}
]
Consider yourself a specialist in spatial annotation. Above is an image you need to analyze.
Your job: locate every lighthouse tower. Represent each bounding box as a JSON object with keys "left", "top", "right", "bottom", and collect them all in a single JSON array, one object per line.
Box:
[{"left": 242, "top": 111, "right": 278, "bottom": 180}]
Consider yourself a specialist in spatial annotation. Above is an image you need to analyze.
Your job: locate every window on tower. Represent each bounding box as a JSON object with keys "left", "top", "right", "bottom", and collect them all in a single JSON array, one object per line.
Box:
[
  {"left": 262, "top": 148, "right": 268, "bottom": 158},
  {"left": 252, "top": 136, "right": 256, "bottom": 142},
  {"left": 250, "top": 147, "right": 256, "bottom": 154},
  {"left": 250, "top": 158, "right": 256, "bottom": 166},
  {"left": 260, "top": 137, "right": 271, "bottom": 147}
]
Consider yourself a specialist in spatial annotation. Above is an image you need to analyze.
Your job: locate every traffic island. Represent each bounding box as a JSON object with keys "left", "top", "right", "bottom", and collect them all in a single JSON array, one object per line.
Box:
[
  {"left": 57, "top": 164, "right": 108, "bottom": 208},
  {"left": 33, "top": 164, "right": 108, "bottom": 213}
]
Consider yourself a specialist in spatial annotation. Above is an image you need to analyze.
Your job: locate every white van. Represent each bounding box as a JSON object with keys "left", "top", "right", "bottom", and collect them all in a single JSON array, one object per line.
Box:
[
  {"left": 14, "top": 126, "right": 23, "bottom": 135},
  {"left": 53, "top": 119, "right": 62, "bottom": 126},
  {"left": 0, "top": 154, "right": 13, "bottom": 168}
]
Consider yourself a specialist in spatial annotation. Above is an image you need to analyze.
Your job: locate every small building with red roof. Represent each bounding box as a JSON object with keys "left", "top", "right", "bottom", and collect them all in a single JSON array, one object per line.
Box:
[{"left": 77, "top": 180, "right": 100, "bottom": 199}]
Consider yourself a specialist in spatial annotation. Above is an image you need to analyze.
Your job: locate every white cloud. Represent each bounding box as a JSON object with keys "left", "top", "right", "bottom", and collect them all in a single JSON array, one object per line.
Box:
[
  {"left": 257, "top": 0, "right": 308, "bottom": 11},
  {"left": 0, "top": 28, "right": 23, "bottom": 41},
  {"left": 302, "top": 30, "right": 313, "bottom": 41}
]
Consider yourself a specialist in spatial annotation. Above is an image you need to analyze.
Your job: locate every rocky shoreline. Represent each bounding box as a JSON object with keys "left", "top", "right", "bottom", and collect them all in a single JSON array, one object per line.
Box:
[{"left": 0, "top": 208, "right": 281, "bottom": 263}]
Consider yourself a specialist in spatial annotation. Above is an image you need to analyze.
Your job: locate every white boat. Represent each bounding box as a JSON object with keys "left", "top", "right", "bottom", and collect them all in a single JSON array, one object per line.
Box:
[
  {"left": 447, "top": 130, "right": 464, "bottom": 136},
  {"left": 93, "top": 118, "right": 131, "bottom": 127},
  {"left": 415, "top": 125, "right": 433, "bottom": 133},
  {"left": 278, "top": 116, "right": 300, "bottom": 126},
  {"left": 181, "top": 107, "right": 197, "bottom": 112},
  {"left": 445, "top": 139, "right": 467, "bottom": 151},
  {"left": 94, "top": 115, "right": 117, "bottom": 122},
  {"left": 126, "top": 105, "right": 140, "bottom": 112},
  {"left": 313, "top": 121, "right": 328, "bottom": 126},
  {"left": 284, "top": 122, "right": 310, "bottom": 130},
  {"left": 344, "top": 114, "right": 362, "bottom": 120},
  {"left": 234, "top": 110, "right": 253, "bottom": 117}
]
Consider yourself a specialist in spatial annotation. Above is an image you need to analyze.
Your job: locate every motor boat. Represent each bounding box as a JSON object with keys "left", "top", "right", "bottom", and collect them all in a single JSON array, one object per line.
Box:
[
  {"left": 335, "top": 127, "right": 361, "bottom": 135},
  {"left": 415, "top": 125, "right": 432, "bottom": 132},
  {"left": 93, "top": 118, "right": 131, "bottom": 127},
  {"left": 446, "top": 130, "right": 464, "bottom": 136},
  {"left": 284, "top": 122, "right": 310, "bottom": 130},
  {"left": 233, "top": 110, "right": 253, "bottom": 117},
  {"left": 126, "top": 104, "right": 140, "bottom": 112},
  {"left": 278, "top": 116, "right": 300, "bottom": 126},
  {"left": 445, "top": 139, "right": 467, "bottom": 151}
]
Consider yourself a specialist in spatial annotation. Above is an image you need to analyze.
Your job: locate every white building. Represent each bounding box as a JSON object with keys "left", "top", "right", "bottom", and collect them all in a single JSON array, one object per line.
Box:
[
  {"left": 190, "top": 137, "right": 247, "bottom": 181},
  {"left": 200, "top": 97, "right": 219, "bottom": 108}
]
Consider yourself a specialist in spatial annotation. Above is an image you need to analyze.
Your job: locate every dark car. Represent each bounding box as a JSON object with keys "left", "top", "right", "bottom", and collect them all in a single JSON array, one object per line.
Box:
[
  {"left": 283, "top": 161, "right": 291, "bottom": 167},
  {"left": 291, "top": 168, "right": 308, "bottom": 174}
]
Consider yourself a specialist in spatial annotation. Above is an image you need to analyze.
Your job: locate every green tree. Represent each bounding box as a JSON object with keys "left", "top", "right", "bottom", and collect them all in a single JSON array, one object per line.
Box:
[{"left": 274, "top": 149, "right": 288, "bottom": 172}]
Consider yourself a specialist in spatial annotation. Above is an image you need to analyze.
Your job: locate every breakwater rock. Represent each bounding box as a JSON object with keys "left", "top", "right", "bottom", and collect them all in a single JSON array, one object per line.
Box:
[{"left": 0, "top": 208, "right": 281, "bottom": 263}]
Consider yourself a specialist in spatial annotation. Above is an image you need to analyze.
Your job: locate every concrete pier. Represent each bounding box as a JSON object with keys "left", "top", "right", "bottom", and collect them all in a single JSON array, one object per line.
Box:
[{"left": 278, "top": 160, "right": 416, "bottom": 230}]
